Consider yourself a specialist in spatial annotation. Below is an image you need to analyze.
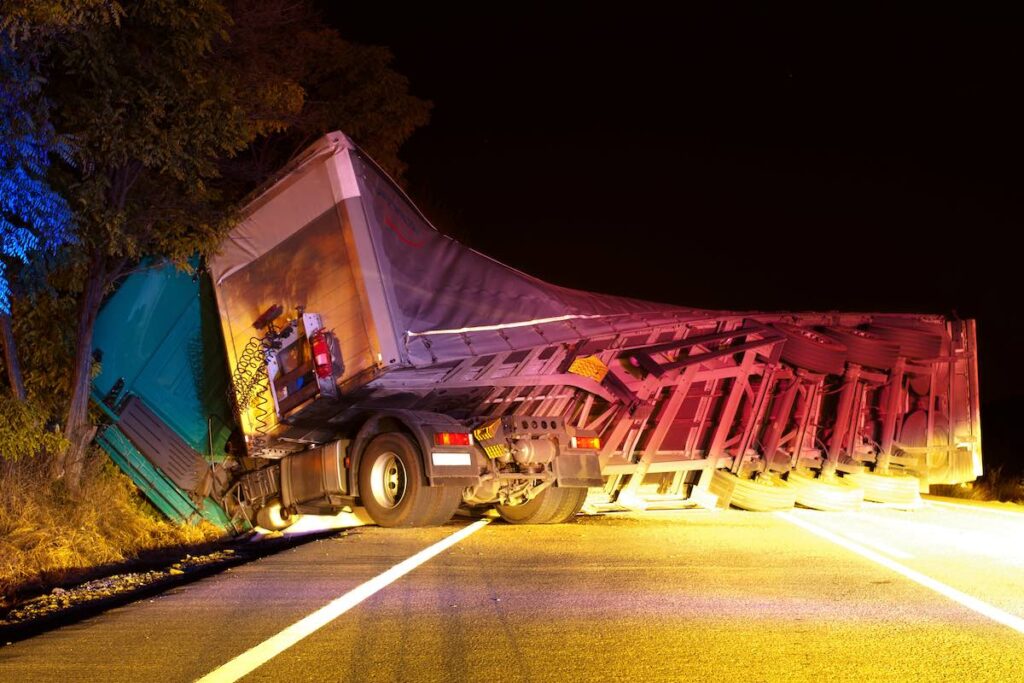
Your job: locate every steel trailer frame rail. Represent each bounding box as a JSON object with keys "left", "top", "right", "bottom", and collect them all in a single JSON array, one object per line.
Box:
[{"left": 371, "top": 312, "right": 981, "bottom": 512}]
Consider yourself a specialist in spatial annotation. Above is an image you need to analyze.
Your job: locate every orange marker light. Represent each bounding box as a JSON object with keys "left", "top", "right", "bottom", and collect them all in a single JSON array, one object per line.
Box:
[
  {"left": 433, "top": 431, "right": 472, "bottom": 447},
  {"left": 571, "top": 436, "right": 601, "bottom": 450}
]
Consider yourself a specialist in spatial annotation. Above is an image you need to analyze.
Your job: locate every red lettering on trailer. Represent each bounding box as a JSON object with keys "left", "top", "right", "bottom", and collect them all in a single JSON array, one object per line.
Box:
[{"left": 383, "top": 214, "right": 425, "bottom": 248}]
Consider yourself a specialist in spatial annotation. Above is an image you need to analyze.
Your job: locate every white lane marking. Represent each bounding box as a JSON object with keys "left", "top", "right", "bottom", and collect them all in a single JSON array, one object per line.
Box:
[
  {"left": 777, "top": 512, "right": 1024, "bottom": 636},
  {"left": 832, "top": 527, "right": 914, "bottom": 560},
  {"left": 196, "top": 519, "right": 491, "bottom": 683},
  {"left": 862, "top": 501, "right": 924, "bottom": 511},
  {"left": 927, "top": 499, "right": 1024, "bottom": 519}
]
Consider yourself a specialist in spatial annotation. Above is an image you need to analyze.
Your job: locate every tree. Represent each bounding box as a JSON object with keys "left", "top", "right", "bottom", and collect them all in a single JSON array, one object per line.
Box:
[
  {"left": 45, "top": 0, "right": 430, "bottom": 490},
  {"left": 0, "top": 0, "right": 121, "bottom": 37},
  {"left": 1, "top": 2, "right": 124, "bottom": 404},
  {"left": 0, "top": 28, "right": 74, "bottom": 399},
  {"left": 45, "top": 0, "right": 276, "bottom": 487},
  {"left": 216, "top": 0, "right": 431, "bottom": 191}
]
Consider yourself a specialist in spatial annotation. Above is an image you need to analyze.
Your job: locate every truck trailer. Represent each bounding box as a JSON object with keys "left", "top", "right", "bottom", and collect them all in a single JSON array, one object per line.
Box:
[{"left": 90, "top": 131, "right": 983, "bottom": 531}]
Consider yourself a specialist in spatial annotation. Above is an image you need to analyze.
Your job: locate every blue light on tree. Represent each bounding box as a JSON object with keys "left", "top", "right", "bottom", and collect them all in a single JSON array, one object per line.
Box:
[{"left": 0, "top": 32, "right": 73, "bottom": 315}]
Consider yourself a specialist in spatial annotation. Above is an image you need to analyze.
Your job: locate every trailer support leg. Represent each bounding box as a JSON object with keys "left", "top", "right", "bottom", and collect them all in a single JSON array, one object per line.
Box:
[
  {"left": 695, "top": 350, "right": 756, "bottom": 490},
  {"left": 877, "top": 357, "right": 907, "bottom": 471},
  {"left": 617, "top": 365, "right": 699, "bottom": 508},
  {"left": 761, "top": 378, "right": 799, "bottom": 471},
  {"left": 825, "top": 363, "right": 862, "bottom": 474}
]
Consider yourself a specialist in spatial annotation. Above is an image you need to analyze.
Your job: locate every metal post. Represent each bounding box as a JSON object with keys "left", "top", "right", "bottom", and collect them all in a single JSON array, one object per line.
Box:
[
  {"left": 826, "top": 363, "right": 862, "bottom": 473},
  {"left": 877, "top": 357, "right": 906, "bottom": 471},
  {"left": 791, "top": 374, "right": 823, "bottom": 469},
  {"left": 732, "top": 365, "right": 776, "bottom": 475},
  {"left": 761, "top": 378, "right": 800, "bottom": 470},
  {"left": 843, "top": 382, "right": 868, "bottom": 457}
]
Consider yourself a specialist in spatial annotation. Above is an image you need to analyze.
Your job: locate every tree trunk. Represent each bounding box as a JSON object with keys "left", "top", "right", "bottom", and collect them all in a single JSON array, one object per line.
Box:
[
  {"left": 0, "top": 313, "right": 26, "bottom": 401},
  {"left": 60, "top": 257, "right": 108, "bottom": 491}
]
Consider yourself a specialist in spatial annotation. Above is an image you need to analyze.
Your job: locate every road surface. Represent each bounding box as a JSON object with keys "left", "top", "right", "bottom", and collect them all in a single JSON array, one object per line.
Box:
[{"left": 2, "top": 500, "right": 1023, "bottom": 682}]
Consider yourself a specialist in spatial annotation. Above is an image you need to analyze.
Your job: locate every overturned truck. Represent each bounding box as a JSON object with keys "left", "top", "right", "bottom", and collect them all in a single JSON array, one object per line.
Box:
[{"left": 90, "top": 132, "right": 982, "bottom": 531}]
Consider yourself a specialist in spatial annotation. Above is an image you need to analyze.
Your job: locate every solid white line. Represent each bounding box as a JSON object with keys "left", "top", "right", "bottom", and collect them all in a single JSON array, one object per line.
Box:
[
  {"left": 927, "top": 499, "right": 1024, "bottom": 519},
  {"left": 777, "top": 512, "right": 1024, "bottom": 636},
  {"left": 196, "top": 519, "right": 491, "bottom": 683},
  {"left": 832, "top": 527, "right": 913, "bottom": 560}
]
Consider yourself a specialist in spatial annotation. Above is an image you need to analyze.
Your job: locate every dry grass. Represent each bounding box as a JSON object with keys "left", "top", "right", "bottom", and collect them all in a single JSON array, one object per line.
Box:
[
  {"left": 0, "top": 453, "right": 225, "bottom": 609},
  {"left": 931, "top": 467, "right": 1024, "bottom": 504}
]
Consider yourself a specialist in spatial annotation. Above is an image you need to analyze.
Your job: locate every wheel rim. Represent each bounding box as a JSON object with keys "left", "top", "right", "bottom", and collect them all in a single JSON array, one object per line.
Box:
[{"left": 369, "top": 451, "right": 407, "bottom": 509}]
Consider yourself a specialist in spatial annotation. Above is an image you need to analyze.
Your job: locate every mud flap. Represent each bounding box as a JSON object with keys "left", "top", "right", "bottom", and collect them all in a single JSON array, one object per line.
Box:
[{"left": 554, "top": 451, "right": 603, "bottom": 488}]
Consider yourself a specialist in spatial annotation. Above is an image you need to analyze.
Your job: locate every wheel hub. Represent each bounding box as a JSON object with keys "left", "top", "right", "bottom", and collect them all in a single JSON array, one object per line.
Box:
[{"left": 370, "top": 452, "right": 407, "bottom": 509}]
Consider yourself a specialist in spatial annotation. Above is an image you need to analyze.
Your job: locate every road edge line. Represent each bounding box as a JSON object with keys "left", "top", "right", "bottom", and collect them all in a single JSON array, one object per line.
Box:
[
  {"left": 776, "top": 511, "right": 1024, "bottom": 636},
  {"left": 926, "top": 499, "right": 1024, "bottom": 519},
  {"left": 196, "top": 519, "right": 491, "bottom": 683}
]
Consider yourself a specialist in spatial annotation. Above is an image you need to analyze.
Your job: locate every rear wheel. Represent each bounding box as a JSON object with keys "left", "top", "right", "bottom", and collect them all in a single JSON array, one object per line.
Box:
[
  {"left": 358, "top": 432, "right": 461, "bottom": 527},
  {"left": 496, "top": 486, "right": 588, "bottom": 524}
]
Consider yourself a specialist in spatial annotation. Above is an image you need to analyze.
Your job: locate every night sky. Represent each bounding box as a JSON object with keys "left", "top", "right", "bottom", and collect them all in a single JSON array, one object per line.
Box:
[{"left": 325, "top": 7, "right": 1021, "bottom": 450}]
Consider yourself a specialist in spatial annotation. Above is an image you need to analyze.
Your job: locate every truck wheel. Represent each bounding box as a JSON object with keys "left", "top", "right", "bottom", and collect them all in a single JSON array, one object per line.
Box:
[
  {"left": 711, "top": 470, "right": 797, "bottom": 511},
  {"left": 496, "top": 487, "right": 588, "bottom": 524},
  {"left": 358, "top": 432, "right": 461, "bottom": 527},
  {"left": 846, "top": 470, "right": 922, "bottom": 508},
  {"left": 255, "top": 499, "right": 297, "bottom": 531},
  {"left": 772, "top": 323, "right": 848, "bottom": 375},
  {"left": 787, "top": 469, "right": 864, "bottom": 511}
]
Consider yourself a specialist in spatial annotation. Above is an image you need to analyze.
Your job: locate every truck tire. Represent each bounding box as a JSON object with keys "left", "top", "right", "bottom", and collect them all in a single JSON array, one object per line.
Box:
[
  {"left": 846, "top": 470, "right": 922, "bottom": 508},
  {"left": 820, "top": 327, "right": 900, "bottom": 370},
  {"left": 712, "top": 470, "right": 797, "bottom": 511},
  {"left": 255, "top": 499, "right": 297, "bottom": 531},
  {"left": 496, "top": 486, "right": 588, "bottom": 524},
  {"left": 787, "top": 469, "right": 864, "bottom": 511},
  {"left": 772, "top": 323, "right": 848, "bottom": 375},
  {"left": 867, "top": 324, "right": 943, "bottom": 360},
  {"left": 358, "top": 432, "right": 461, "bottom": 527}
]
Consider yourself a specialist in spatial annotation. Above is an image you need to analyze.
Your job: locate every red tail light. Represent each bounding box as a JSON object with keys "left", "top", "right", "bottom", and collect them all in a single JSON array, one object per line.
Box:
[
  {"left": 571, "top": 436, "right": 601, "bottom": 450},
  {"left": 311, "top": 332, "right": 332, "bottom": 379},
  {"left": 434, "top": 431, "right": 472, "bottom": 447}
]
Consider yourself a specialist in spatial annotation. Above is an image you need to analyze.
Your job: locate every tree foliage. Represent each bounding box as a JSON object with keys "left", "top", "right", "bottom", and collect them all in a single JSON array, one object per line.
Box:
[
  {"left": 45, "top": 0, "right": 287, "bottom": 485},
  {"left": 0, "top": 0, "right": 122, "bottom": 38},
  {"left": 0, "top": 397, "right": 67, "bottom": 461},
  {"left": 0, "top": 31, "right": 73, "bottom": 315},
  {"left": 7, "top": 264, "right": 82, "bottom": 406},
  {"left": 217, "top": 0, "right": 431, "bottom": 191},
  {"left": 4, "top": 0, "right": 432, "bottom": 487},
  {"left": 52, "top": 1, "right": 271, "bottom": 264}
]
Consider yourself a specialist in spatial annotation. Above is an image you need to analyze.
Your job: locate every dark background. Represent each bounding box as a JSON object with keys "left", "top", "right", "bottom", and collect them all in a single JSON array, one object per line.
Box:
[{"left": 324, "top": 6, "right": 1022, "bottom": 471}]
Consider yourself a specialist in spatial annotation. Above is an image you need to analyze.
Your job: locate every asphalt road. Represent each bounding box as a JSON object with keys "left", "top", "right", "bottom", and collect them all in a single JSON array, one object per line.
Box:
[{"left": 2, "top": 501, "right": 1023, "bottom": 682}]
